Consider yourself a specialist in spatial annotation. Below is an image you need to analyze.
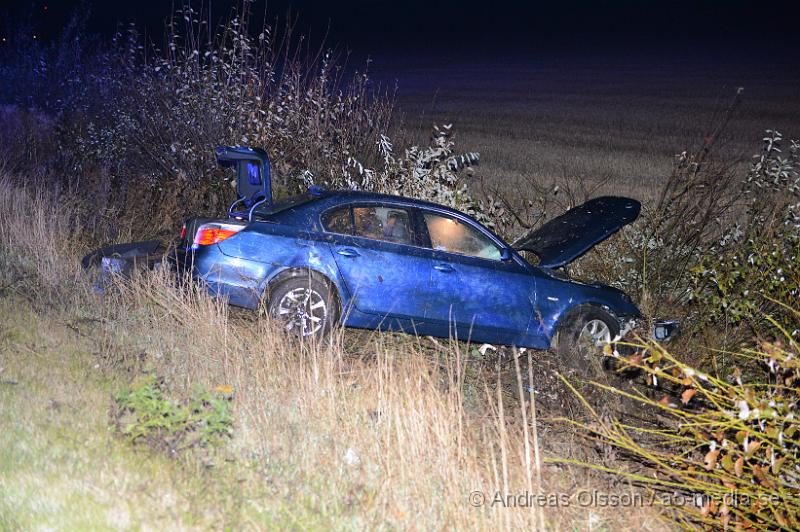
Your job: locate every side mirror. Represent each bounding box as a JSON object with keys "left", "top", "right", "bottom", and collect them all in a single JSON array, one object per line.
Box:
[{"left": 500, "top": 248, "right": 513, "bottom": 261}]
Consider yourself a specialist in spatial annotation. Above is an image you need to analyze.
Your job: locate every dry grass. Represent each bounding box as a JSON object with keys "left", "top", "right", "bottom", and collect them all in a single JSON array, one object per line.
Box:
[
  {"left": 0, "top": 180, "right": 86, "bottom": 304},
  {"left": 96, "top": 264, "right": 670, "bottom": 529},
  {"left": 0, "top": 304, "right": 267, "bottom": 529},
  {"left": 0, "top": 180, "right": 673, "bottom": 529}
]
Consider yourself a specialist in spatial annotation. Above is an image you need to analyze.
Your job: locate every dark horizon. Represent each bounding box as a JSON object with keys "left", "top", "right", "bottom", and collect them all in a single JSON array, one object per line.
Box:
[{"left": 4, "top": 1, "right": 800, "bottom": 58}]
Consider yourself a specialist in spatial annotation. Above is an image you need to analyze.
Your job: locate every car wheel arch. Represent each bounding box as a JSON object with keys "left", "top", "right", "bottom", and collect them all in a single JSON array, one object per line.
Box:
[
  {"left": 549, "top": 302, "right": 620, "bottom": 348},
  {"left": 263, "top": 267, "right": 343, "bottom": 310}
]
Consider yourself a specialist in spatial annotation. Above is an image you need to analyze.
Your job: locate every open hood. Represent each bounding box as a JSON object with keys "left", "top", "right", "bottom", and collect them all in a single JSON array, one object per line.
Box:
[
  {"left": 216, "top": 146, "right": 272, "bottom": 212},
  {"left": 512, "top": 196, "right": 641, "bottom": 269}
]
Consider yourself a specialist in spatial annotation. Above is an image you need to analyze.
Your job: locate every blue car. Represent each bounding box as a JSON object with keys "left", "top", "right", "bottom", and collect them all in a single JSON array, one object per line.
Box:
[{"left": 87, "top": 147, "right": 676, "bottom": 369}]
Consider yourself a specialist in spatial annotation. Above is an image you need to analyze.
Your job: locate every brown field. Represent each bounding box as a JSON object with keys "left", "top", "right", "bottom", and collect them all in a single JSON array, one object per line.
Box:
[{"left": 380, "top": 56, "right": 800, "bottom": 198}]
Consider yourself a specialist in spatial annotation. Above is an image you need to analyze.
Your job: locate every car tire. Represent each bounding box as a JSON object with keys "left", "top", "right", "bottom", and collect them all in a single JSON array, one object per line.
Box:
[
  {"left": 554, "top": 306, "right": 620, "bottom": 378},
  {"left": 267, "top": 274, "right": 339, "bottom": 339}
]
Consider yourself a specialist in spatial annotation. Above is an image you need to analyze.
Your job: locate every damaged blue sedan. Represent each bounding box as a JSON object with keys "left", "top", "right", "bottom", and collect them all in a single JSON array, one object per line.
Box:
[{"left": 87, "top": 146, "right": 677, "bottom": 369}]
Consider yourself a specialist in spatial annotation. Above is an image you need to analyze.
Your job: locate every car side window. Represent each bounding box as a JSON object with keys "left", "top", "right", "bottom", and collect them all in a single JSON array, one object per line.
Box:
[
  {"left": 423, "top": 213, "right": 502, "bottom": 260},
  {"left": 321, "top": 207, "right": 352, "bottom": 235},
  {"left": 353, "top": 206, "right": 414, "bottom": 245}
]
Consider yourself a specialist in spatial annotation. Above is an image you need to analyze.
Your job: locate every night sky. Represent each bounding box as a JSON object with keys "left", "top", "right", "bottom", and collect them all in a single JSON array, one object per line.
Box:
[{"left": 3, "top": 0, "right": 800, "bottom": 58}]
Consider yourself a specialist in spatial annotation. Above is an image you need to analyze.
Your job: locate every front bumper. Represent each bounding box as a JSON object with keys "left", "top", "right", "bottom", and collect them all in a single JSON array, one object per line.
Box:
[
  {"left": 619, "top": 317, "right": 681, "bottom": 343},
  {"left": 652, "top": 319, "right": 680, "bottom": 342}
]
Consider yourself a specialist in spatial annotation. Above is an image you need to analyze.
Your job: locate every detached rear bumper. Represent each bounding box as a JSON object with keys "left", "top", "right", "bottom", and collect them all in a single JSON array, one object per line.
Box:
[
  {"left": 81, "top": 240, "right": 164, "bottom": 270},
  {"left": 81, "top": 240, "right": 166, "bottom": 292}
]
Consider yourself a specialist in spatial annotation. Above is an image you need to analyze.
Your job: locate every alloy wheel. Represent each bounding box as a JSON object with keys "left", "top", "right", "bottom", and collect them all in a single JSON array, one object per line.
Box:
[
  {"left": 579, "top": 318, "right": 612, "bottom": 347},
  {"left": 275, "top": 287, "right": 328, "bottom": 337}
]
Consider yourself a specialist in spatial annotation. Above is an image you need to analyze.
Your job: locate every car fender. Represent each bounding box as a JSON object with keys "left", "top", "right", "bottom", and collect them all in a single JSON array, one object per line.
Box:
[
  {"left": 215, "top": 224, "right": 347, "bottom": 302},
  {"left": 262, "top": 265, "right": 346, "bottom": 309},
  {"left": 255, "top": 239, "right": 351, "bottom": 311},
  {"left": 532, "top": 273, "right": 640, "bottom": 345}
]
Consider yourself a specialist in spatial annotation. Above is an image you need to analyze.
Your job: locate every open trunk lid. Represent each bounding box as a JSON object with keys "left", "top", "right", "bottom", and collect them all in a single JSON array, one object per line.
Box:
[
  {"left": 512, "top": 196, "right": 641, "bottom": 269},
  {"left": 215, "top": 146, "right": 272, "bottom": 217}
]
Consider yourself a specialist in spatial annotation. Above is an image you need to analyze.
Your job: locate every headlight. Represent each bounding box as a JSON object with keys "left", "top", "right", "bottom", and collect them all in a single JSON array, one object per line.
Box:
[{"left": 653, "top": 320, "right": 680, "bottom": 341}]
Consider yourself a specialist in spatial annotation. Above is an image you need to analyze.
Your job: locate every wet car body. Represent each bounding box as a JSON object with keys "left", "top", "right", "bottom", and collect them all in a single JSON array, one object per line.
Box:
[
  {"left": 88, "top": 146, "right": 677, "bottom": 349},
  {"left": 178, "top": 191, "right": 642, "bottom": 350}
]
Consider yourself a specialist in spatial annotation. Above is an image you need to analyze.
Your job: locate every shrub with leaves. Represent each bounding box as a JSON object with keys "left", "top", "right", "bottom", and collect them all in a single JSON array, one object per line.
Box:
[
  {"left": 312, "top": 123, "right": 508, "bottom": 230},
  {"left": 113, "top": 375, "right": 233, "bottom": 455},
  {"left": 564, "top": 124, "right": 800, "bottom": 333},
  {"left": 688, "top": 130, "right": 799, "bottom": 338},
  {"left": 689, "top": 226, "right": 799, "bottom": 337},
  {"left": 0, "top": 5, "right": 504, "bottom": 239}
]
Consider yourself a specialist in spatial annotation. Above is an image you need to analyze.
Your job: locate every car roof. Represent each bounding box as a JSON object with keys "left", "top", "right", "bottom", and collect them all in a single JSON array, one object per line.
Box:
[
  {"left": 316, "top": 190, "right": 509, "bottom": 244},
  {"left": 260, "top": 188, "right": 513, "bottom": 251},
  {"left": 320, "top": 189, "right": 465, "bottom": 215}
]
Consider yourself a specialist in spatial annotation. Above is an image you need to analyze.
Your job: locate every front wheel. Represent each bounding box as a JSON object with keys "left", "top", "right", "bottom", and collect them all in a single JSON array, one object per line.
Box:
[
  {"left": 267, "top": 275, "right": 339, "bottom": 339},
  {"left": 554, "top": 306, "right": 620, "bottom": 378}
]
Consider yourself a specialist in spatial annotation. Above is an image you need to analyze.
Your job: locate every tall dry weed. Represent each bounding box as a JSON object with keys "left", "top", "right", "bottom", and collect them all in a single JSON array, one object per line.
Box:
[{"left": 0, "top": 176, "right": 86, "bottom": 305}]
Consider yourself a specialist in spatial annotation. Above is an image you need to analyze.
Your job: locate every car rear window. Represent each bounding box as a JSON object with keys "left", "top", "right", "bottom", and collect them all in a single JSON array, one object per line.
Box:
[{"left": 254, "top": 194, "right": 318, "bottom": 216}]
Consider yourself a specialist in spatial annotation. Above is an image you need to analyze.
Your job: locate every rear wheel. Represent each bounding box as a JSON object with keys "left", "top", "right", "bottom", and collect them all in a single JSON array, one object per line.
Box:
[
  {"left": 555, "top": 306, "right": 620, "bottom": 378},
  {"left": 267, "top": 275, "right": 339, "bottom": 338}
]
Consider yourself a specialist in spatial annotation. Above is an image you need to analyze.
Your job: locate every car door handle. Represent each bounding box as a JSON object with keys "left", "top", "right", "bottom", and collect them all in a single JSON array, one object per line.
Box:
[
  {"left": 337, "top": 248, "right": 360, "bottom": 258},
  {"left": 433, "top": 263, "right": 455, "bottom": 273}
]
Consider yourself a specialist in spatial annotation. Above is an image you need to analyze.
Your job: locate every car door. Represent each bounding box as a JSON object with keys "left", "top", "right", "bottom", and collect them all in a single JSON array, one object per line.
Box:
[
  {"left": 417, "top": 210, "right": 538, "bottom": 345},
  {"left": 324, "top": 204, "right": 431, "bottom": 322}
]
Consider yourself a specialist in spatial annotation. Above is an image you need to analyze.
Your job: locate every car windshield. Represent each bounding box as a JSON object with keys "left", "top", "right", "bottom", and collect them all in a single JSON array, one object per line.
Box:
[{"left": 253, "top": 193, "right": 318, "bottom": 217}]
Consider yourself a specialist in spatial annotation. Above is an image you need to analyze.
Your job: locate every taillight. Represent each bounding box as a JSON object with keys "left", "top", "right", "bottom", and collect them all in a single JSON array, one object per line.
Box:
[{"left": 193, "top": 223, "right": 245, "bottom": 247}]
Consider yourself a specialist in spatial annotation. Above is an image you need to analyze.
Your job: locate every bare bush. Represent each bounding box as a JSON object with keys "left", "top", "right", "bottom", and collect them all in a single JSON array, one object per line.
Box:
[
  {"left": 1, "top": 6, "right": 394, "bottom": 236},
  {"left": 566, "top": 324, "right": 800, "bottom": 530},
  {"left": 561, "top": 121, "right": 798, "bottom": 344}
]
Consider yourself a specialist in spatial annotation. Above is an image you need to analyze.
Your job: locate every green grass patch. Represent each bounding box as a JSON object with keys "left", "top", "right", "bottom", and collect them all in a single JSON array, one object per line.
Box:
[{"left": 113, "top": 375, "right": 234, "bottom": 454}]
